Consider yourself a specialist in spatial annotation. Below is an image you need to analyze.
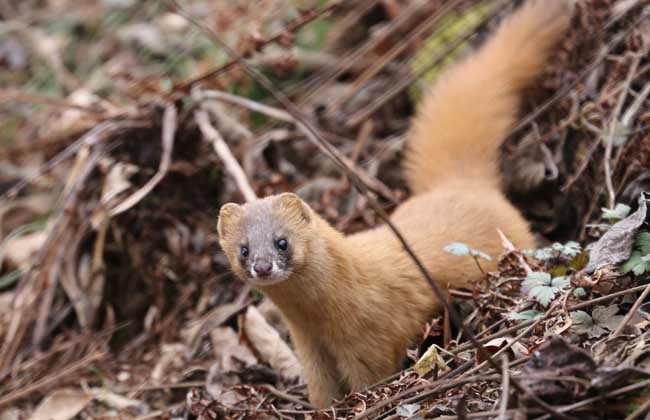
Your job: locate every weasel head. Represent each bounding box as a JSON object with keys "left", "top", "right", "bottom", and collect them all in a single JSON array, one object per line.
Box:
[{"left": 217, "top": 193, "right": 313, "bottom": 287}]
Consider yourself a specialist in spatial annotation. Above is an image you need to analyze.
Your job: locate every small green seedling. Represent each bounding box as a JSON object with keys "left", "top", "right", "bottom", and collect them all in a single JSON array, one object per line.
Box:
[
  {"left": 621, "top": 231, "right": 650, "bottom": 275},
  {"left": 521, "top": 272, "right": 571, "bottom": 307},
  {"left": 443, "top": 242, "right": 491, "bottom": 274}
]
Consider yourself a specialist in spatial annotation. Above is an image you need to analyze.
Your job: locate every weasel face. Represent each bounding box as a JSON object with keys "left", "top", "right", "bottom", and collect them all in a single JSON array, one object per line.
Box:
[{"left": 217, "top": 193, "right": 312, "bottom": 287}]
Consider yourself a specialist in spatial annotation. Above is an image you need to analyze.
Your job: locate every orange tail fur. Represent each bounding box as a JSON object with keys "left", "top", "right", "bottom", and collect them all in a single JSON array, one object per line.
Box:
[{"left": 403, "top": 0, "right": 571, "bottom": 194}]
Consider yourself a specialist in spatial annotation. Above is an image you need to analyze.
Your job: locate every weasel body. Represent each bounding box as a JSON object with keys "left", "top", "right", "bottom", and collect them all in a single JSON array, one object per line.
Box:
[{"left": 218, "top": 0, "right": 571, "bottom": 408}]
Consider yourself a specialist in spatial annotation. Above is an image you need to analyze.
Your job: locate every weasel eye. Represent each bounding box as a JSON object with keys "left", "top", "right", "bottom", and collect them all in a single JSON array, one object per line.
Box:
[
  {"left": 240, "top": 246, "right": 249, "bottom": 258},
  {"left": 276, "top": 238, "right": 288, "bottom": 251}
]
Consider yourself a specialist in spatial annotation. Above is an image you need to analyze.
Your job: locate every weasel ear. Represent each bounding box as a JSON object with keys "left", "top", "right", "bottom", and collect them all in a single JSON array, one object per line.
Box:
[
  {"left": 275, "top": 193, "right": 311, "bottom": 225},
  {"left": 217, "top": 203, "right": 244, "bottom": 239}
]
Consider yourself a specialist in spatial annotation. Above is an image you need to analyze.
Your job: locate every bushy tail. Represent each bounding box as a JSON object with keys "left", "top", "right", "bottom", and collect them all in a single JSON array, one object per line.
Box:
[{"left": 403, "top": 0, "right": 572, "bottom": 193}]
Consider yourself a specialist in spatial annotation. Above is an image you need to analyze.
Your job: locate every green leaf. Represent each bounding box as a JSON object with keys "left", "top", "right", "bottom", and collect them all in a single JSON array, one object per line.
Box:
[
  {"left": 636, "top": 231, "right": 650, "bottom": 254},
  {"left": 529, "top": 285, "right": 558, "bottom": 307},
  {"left": 561, "top": 241, "right": 582, "bottom": 258},
  {"left": 549, "top": 265, "right": 567, "bottom": 277},
  {"left": 525, "top": 242, "right": 581, "bottom": 261},
  {"left": 602, "top": 203, "right": 631, "bottom": 221},
  {"left": 621, "top": 252, "right": 642, "bottom": 273},
  {"left": 551, "top": 241, "right": 581, "bottom": 258},
  {"left": 570, "top": 252, "right": 589, "bottom": 271},
  {"left": 443, "top": 242, "right": 491, "bottom": 260},
  {"left": 522, "top": 272, "right": 551, "bottom": 294},
  {"left": 551, "top": 276, "right": 571, "bottom": 289},
  {"left": 621, "top": 249, "right": 650, "bottom": 275},
  {"left": 528, "top": 272, "right": 552, "bottom": 283},
  {"left": 524, "top": 247, "right": 553, "bottom": 260},
  {"left": 469, "top": 249, "right": 492, "bottom": 261},
  {"left": 443, "top": 242, "right": 470, "bottom": 256},
  {"left": 632, "top": 259, "right": 650, "bottom": 275},
  {"left": 508, "top": 310, "right": 543, "bottom": 321}
]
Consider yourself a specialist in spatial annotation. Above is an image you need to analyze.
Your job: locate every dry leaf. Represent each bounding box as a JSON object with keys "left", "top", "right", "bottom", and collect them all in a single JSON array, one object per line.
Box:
[
  {"left": 183, "top": 301, "right": 245, "bottom": 357},
  {"left": 87, "top": 388, "right": 145, "bottom": 411},
  {"left": 155, "top": 12, "right": 190, "bottom": 32},
  {"left": 0, "top": 292, "right": 13, "bottom": 325},
  {"left": 3, "top": 231, "right": 47, "bottom": 269},
  {"left": 57, "top": 88, "right": 102, "bottom": 133},
  {"left": 1, "top": 408, "right": 21, "bottom": 420},
  {"left": 206, "top": 328, "right": 256, "bottom": 406},
  {"left": 256, "top": 298, "right": 290, "bottom": 338},
  {"left": 206, "top": 363, "right": 247, "bottom": 405},
  {"left": 29, "top": 388, "right": 92, "bottom": 420},
  {"left": 414, "top": 344, "right": 446, "bottom": 376},
  {"left": 151, "top": 343, "right": 186, "bottom": 383},
  {"left": 477, "top": 337, "right": 528, "bottom": 363},
  {"left": 585, "top": 199, "right": 647, "bottom": 273},
  {"left": 90, "top": 161, "right": 138, "bottom": 228},
  {"left": 242, "top": 306, "right": 302, "bottom": 380},
  {"left": 210, "top": 326, "right": 257, "bottom": 371}
]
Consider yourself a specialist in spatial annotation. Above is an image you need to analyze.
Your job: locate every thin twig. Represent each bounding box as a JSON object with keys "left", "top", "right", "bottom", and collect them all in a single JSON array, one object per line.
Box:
[
  {"left": 194, "top": 95, "right": 257, "bottom": 203},
  {"left": 0, "top": 142, "right": 105, "bottom": 377},
  {"left": 463, "top": 304, "right": 557, "bottom": 377},
  {"left": 2, "top": 120, "right": 149, "bottom": 201},
  {"left": 198, "top": 89, "right": 397, "bottom": 202},
  {"left": 611, "top": 281, "right": 650, "bottom": 337},
  {"left": 351, "top": 374, "right": 503, "bottom": 420},
  {"left": 498, "top": 355, "right": 510, "bottom": 420},
  {"left": 262, "top": 384, "right": 316, "bottom": 410},
  {"left": 568, "top": 284, "right": 650, "bottom": 311},
  {"left": 603, "top": 51, "right": 642, "bottom": 209},
  {"left": 108, "top": 104, "right": 177, "bottom": 216},
  {"left": 0, "top": 351, "right": 105, "bottom": 408}
]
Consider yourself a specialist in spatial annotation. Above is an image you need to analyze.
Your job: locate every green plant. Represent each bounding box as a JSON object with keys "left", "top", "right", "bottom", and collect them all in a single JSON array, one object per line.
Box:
[
  {"left": 443, "top": 242, "right": 491, "bottom": 274},
  {"left": 524, "top": 241, "right": 581, "bottom": 261},
  {"left": 601, "top": 203, "right": 631, "bottom": 222},
  {"left": 621, "top": 231, "right": 650, "bottom": 275},
  {"left": 521, "top": 272, "right": 570, "bottom": 307}
]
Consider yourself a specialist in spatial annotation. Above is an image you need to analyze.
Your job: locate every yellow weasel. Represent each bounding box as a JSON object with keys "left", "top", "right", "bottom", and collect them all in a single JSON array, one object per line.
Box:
[{"left": 217, "top": 0, "right": 571, "bottom": 408}]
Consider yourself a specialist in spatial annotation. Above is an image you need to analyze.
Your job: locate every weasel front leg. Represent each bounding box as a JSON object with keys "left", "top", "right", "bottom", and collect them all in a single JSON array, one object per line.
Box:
[
  {"left": 291, "top": 330, "right": 345, "bottom": 408},
  {"left": 337, "top": 346, "right": 395, "bottom": 393}
]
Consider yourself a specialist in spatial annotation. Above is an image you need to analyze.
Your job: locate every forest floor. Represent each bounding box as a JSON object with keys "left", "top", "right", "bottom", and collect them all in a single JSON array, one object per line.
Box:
[{"left": 1, "top": 0, "right": 649, "bottom": 419}]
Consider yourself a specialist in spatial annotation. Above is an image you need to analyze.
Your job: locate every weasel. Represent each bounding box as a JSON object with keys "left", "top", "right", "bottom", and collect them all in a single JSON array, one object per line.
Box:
[{"left": 217, "top": 0, "right": 571, "bottom": 408}]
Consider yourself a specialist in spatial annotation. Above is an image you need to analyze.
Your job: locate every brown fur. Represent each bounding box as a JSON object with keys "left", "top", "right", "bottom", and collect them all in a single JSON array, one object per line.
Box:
[{"left": 217, "top": 0, "right": 571, "bottom": 408}]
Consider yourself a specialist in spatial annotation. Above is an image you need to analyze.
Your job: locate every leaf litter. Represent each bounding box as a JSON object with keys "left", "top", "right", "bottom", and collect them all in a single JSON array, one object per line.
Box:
[{"left": 0, "top": 0, "right": 649, "bottom": 419}]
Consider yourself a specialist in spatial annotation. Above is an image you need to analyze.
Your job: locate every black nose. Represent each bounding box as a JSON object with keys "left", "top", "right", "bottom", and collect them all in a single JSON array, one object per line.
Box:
[{"left": 253, "top": 260, "right": 273, "bottom": 276}]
